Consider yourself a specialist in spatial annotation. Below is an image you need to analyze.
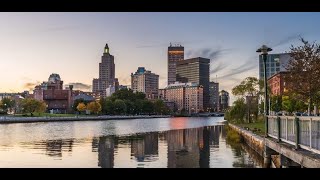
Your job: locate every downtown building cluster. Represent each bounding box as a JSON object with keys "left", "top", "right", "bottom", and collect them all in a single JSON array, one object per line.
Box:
[
  {"left": 1, "top": 43, "right": 231, "bottom": 114},
  {"left": 90, "top": 43, "right": 230, "bottom": 114}
]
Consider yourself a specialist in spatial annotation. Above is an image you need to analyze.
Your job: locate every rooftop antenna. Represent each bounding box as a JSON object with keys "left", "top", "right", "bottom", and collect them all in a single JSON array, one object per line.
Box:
[
  {"left": 216, "top": 75, "right": 218, "bottom": 83},
  {"left": 170, "top": 42, "right": 172, "bottom": 47}
]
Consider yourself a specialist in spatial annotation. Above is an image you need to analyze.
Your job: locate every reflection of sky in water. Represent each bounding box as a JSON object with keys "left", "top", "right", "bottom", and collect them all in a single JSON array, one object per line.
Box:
[{"left": 0, "top": 117, "right": 262, "bottom": 168}]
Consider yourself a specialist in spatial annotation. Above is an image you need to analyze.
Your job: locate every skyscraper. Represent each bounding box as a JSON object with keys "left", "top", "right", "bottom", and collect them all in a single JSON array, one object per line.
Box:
[
  {"left": 209, "top": 82, "right": 219, "bottom": 112},
  {"left": 131, "top": 67, "right": 159, "bottom": 99},
  {"left": 219, "top": 90, "right": 229, "bottom": 112},
  {"left": 92, "top": 44, "right": 116, "bottom": 97},
  {"left": 168, "top": 44, "right": 184, "bottom": 85},
  {"left": 259, "top": 53, "right": 290, "bottom": 80},
  {"left": 176, "top": 57, "right": 210, "bottom": 110}
]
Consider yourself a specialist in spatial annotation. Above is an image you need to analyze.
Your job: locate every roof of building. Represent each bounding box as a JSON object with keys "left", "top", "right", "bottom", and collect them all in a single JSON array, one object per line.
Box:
[
  {"left": 74, "top": 93, "right": 95, "bottom": 101},
  {"left": 267, "top": 71, "right": 289, "bottom": 81},
  {"left": 165, "top": 82, "right": 202, "bottom": 89},
  {"left": 177, "top": 57, "right": 210, "bottom": 65}
]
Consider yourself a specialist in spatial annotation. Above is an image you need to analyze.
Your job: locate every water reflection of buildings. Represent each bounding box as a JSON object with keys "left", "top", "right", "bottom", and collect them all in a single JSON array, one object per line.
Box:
[
  {"left": 98, "top": 136, "right": 116, "bottom": 168},
  {"left": 20, "top": 139, "right": 74, "bottom": 158},
  {"left": 165, "top": 126, "right": 223, "bottom": 168},
  {"left": 131, "top": 133, "right": 159, "bottom": 162}
]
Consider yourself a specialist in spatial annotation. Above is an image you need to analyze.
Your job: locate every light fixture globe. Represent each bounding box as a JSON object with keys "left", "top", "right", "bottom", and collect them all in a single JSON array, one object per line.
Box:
[{"left": 256, "top": 45, "right": 272, "bottom": 55}]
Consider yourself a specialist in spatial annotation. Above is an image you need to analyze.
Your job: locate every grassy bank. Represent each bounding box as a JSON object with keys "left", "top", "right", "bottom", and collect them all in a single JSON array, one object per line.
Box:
[{"left": 234, "top": 121, "right": 265, "bottom": 136}]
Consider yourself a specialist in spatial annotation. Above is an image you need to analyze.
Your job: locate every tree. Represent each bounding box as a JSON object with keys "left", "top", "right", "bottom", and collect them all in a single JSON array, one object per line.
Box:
[
  {"left": 270, "top": 95, "right": 282, "bottom": 113},
  {"left": 226, "top": 98, "right": 247, "bottom": 123},
  {"left": 135, "top": 99, "right": 144, "bottom": 115},
  {"left": 135, "top": 92, "right": 146, "bottom": 100},
  {"left": 282, "top": 95, "right": 307, "bottom": 115},
  {"left": 142, "top": 100, "right": 154, "bottom": 115},
  {"left": 77, "top": 103, "right": 86, "bottom": 114},
  {"left": 99, "top": 97, "right": 107, "bottom": 114},
  {"left": 153, "top": 99, "right": 168, "bottom": 115},
  {"left": 232, "top": 77, "right": 260, "bottom": 123},
  {"left": 87, "top": 101, "right": 102, "bottom": 115},
  {"left": 124, "top": 100, "right": 135, "bottom": 115},
  {"left": 21, "top": 98, "right": 47, "bottom": 116},
  {"left": 113, "top": 99, "right": 127, "bottom": 115},
  {"left": 73, "top": 98, "right": 85, "bottom": 112},
  {"left": 285, "top": 38, "right": 320, "bottom": 115},
  {"left": 37, "top": 101, "right": 47, "bottom": 115},
  {"left": 105, "top": 98, "right": 114, "bottom": 115},
  {"left": 0, "top": 97, "right": 15, "bottom": 114}
]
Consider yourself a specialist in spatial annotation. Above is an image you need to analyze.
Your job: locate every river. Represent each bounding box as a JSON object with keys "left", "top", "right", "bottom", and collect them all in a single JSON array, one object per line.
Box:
[{"left": 0, "top": 117, "right": 263, "bottom": 168}]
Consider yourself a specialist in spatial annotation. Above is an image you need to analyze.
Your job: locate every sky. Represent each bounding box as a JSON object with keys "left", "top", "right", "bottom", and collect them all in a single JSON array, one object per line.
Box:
[{"left": 1, "top": 12, "right": 320, "bottom": 103}]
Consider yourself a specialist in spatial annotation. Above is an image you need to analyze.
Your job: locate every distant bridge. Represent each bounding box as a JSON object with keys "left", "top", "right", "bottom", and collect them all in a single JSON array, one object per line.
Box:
[{"left": 194, "top": 112, "right": 224, "bottom": 117}]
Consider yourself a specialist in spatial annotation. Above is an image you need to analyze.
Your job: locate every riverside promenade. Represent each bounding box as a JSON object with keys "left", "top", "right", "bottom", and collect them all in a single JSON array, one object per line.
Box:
[{"left": 0, "top": 115, "right": 172, "bottom": 124}]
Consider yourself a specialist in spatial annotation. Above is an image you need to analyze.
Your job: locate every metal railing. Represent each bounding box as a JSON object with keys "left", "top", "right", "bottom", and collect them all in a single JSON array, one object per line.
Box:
[{"left": 268, "top": 116, "right": 320, "bottom": 154}]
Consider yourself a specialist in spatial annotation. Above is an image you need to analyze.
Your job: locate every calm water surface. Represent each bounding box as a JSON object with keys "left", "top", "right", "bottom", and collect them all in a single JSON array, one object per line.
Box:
[{"left": 0, "top": 117, "right": 263, "bottom": 168}]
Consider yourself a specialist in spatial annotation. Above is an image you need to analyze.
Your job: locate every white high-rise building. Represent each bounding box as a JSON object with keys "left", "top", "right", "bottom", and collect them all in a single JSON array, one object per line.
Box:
[{"left": 131, "top": 67, "right": 159, "bottom": 100}]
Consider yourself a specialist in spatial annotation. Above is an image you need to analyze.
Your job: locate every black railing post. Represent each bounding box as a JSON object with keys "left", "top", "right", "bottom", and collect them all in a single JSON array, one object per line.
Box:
[
  {"left": 277, "top": 116, "right": 281, "bottom": 142},
  {"left": 295, "top": 117, "right": 300, "bottom": 150},
  {"left": 265, "top": 116, "right": 269, "bottom": 137}
]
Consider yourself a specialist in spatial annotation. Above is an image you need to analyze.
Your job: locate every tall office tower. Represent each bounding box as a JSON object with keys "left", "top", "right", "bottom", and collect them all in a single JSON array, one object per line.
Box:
[
  {"left": 219, "top": 90, "right": 229, "bottom": 112},
  {"left": 209, "top": 82, "right": 219, "bottom": 112},
  {"left": 259, "top": 53, "right": 290, "bottom": 80},
  {"left": 168, "top": 44, "right": 184, "bottom": 85},
  {"left": 131, "top": 67, "right": 159, "bottom": 100},
  {"left": 176, "top": 57, "right": 210, "bottom": 110},
  {"left": 92, "top": 43, "right": 116, "bottom": 98}
]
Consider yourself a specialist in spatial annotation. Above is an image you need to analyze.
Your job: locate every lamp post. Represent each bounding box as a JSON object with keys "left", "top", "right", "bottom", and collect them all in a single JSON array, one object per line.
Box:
[{"left": 257, "top": 45, "right": 272, "bottom": 137}]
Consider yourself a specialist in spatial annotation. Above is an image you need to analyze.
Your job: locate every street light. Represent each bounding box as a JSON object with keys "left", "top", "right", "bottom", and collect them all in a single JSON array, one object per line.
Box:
[{"left": 257, "top": 45, "right": 272, "bottom": 137}]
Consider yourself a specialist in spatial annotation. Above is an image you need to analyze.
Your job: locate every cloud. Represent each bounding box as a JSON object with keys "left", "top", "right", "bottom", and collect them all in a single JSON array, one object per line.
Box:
[
  {"left": 272, "top": 33, "right": 303, "bottom": 47},
  {"left": 65, "top": 82, "right": 92, "bottom": 91},
  {"left": 23, "top": 81, "right": 40, "bottom": 91},
  {"left": 186, "top": 48, "right": 231, "bottom": 60},
  {"left": 118, "top": 75, "right": 131, "bottom": 85},
  {"left": 210, "top": 62, "right": 228, "bottom": 74},
  {"left": 216, "top": 56, "right": 257, "bottom": 79}
]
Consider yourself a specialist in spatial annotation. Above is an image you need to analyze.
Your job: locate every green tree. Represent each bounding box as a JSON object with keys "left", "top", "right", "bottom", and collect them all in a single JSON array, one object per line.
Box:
[
  {"left": 135, "top": 99, "right": 144, "bottom": 115},
  {"left": 21, "top": 98, "right": 47, "bottom": 116},
  {"left": 282, "top": 95, "right": 307, "bottom": 115},
  {"left": 87, "top": 101, "right": 102, "bottom": 115},
  {"left": 114, "top": 99, "right": 127, "bottom": 115},
  {"left": 226, "top": 98, "right": 247, "bottom": 123},
  {"left": 135, "top": 92, "right": 146, "bottom": 100},
  {"left": 142, "top": 100, "right": 154, "bottom": 115},
  {"left": 105, "top": 98, "right": 114, "bottom": 115},
  {"left": 232, "top": 77, "right": 260, "bottom": 123},
  {"left": 0, "top": 97, "right": 15, "bottom": 114},
  {"left": 153, "top": 99, "right": 168, "bottom": 115},
  {"left": 285, "top": 38, "right": 320, "bottom": 115},
  {"left": 124, "top": 100, "right": 135, "bottom": 115},
  {"left": 270, "top": 95, "right": 282, "bottom": 113},
  {"left": 99, "top": 97, "right": 107, "bottom": 114}
]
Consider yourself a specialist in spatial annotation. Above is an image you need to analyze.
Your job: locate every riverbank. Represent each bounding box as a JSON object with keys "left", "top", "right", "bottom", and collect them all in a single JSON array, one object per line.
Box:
[
  {"left": 0, "top": 115, "right": 172, "bottom": 124},
  {"left": 228, "top": 123, "right": 265, "bottom": 156}
]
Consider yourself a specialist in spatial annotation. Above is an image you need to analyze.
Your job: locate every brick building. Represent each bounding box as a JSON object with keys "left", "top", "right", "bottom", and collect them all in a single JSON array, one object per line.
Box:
[{"left": 33, "top": 73, "right": 73, "bottom": 113}]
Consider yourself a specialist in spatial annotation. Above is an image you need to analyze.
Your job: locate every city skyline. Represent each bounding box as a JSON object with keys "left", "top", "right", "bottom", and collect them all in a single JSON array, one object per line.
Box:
[{"left": 1, "top": 12, "right": 320, "bottom": 103}]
